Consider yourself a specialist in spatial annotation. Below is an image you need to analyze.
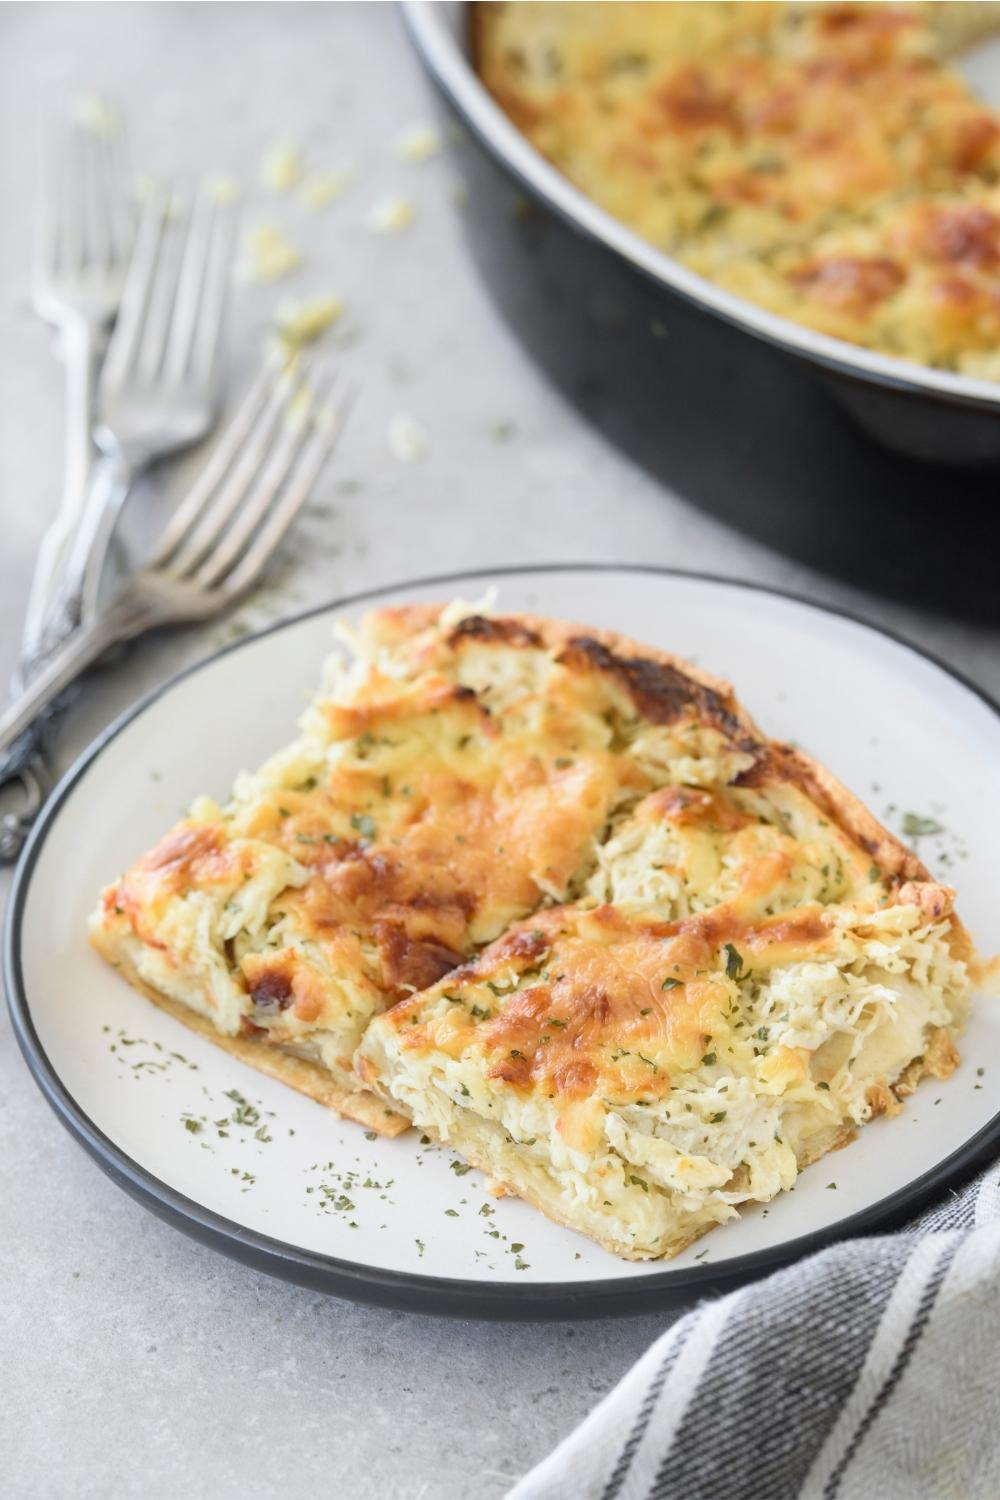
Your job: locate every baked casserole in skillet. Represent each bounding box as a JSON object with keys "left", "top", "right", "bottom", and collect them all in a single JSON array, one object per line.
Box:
[{"left": 473, "top": 2, "right": 1000, "bottom": 379}]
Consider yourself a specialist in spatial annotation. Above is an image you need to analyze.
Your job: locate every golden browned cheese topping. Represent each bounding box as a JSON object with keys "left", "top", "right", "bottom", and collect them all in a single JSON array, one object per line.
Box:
[
  {"left": 373, "top": 737, "right": 939, "bottom": 1112},
  {"left": 101, "top": 608, "right": 763, "bottom": 1044},
  {"left": 380, "top": 894, "right": 838, "bottom": 1112},
  {"left": 474, "top": 1, "right": 1000, "bottom": 375}
]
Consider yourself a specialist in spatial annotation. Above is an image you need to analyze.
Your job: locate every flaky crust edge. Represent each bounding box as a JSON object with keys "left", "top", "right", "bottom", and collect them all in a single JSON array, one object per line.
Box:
[
  {"left": 89, "top": 930, "right": 409, "bottom": 1138},
  {"left": 397, "top": 1025, "right": 959, "bottom": 1261}
]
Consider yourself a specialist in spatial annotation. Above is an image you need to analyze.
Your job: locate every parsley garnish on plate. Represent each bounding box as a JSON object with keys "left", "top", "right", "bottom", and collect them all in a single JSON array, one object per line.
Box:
[{"left": 902, "top": 812, "right": 944, "bottom": 840}]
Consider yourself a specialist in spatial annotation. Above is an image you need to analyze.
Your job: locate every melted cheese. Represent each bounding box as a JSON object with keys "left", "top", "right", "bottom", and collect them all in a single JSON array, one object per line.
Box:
[
  {"left": 358, "top": 728, "right": 971, "bottom": 1258},
  {"left": 360, "top": 897, "right": 966, "bottom": 1256},
  {"left": 91, "top": 606, "right": 756, "bottom": 1093},
  {"left": 475, "top": 1, "right": 1000, "bottom": 375}
]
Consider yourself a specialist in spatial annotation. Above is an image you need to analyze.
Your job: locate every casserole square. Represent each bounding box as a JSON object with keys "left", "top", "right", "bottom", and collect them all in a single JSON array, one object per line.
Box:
[
  {"left": 358, "top": 674, "right": 975, "bottom": 1256},
  {"left": 91, "top": 604, "right": 756, "bottom": 1133}
]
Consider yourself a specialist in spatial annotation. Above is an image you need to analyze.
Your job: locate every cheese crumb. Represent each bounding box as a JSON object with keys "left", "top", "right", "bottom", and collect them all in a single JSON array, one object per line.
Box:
[
  {"left": 260, "top": 141, "right": 302, "bottom": 192},
  {"left": 300, "top": 170, "right": 350, "bottom": 209},
  {"left": 368, "top": 195, "right": 415, "bottom": 234},
  {"left": 236, "top": 225, "right": 302, "bottom": 284},
  {"left": 74, "top": 94, "right": 119, "bottom": 137},
  {"left": 133, "top": 172, "right": 164, "bottom": 203},
  {"left": 285, "top": 382, "right": 314, "bottom": 435},
  {"left": 395, "top": 122, "right": 443, "bottom": 163},
  {"left": 203, "top": 173, "right": 241, "bottom": 205},
  {"left": 274, "top": 296, "right": 344, "bottom": 352},
  {"left": 388, "top": 413, "right": 429, "bottom": 462}
]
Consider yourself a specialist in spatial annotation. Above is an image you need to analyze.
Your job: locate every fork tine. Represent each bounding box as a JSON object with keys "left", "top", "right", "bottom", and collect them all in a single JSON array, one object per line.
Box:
[
  {"left": 137, "top": 193, "right": 187, "bottom": 381},
  {"left": 192, "top": 365, "right": 340, "bottom": 590},
  {"left": 101, "top": 126, "right": 133, "bottom": 266},
  {"left": 187, "top": 194, "right": 238, "bottom": 383},
  {"left": 164, "top": 360, "right": 315, "bottom": 580},
  {"left": 33, "top": 127, "right": 59, "bottom": 282},
  {"left": 101, "top": 191, "right": 168, "bottom": 391},
  {"left": 58, "top": 132, "right": 85, "bottom": 276},
  {"left": 81, "top": 127, "right": 111, "bottom": 272},
  {"left": 221, "top": 388, "right": 351, "bottom": 600},
  {"left": 164, "top": 188, "right": 233, "bottom": 383},
  {"left": 149, "top": 355, "right": 295, "bottom": 569}
]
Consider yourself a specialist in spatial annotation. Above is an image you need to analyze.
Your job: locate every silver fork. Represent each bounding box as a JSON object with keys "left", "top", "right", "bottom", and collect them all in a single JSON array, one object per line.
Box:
[
  {"left": 38, "top": 180, "right": 238, "bottom": 647},
  {"left": 0, "top": 357, "right": 349, "bottom": 858},
  {"left": 24, "top": 105, "right": 133, "bottom": 662}
]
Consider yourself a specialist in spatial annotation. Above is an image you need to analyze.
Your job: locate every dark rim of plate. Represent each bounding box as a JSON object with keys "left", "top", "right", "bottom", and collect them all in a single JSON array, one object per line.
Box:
[{"left": 6, "top": 564, "right": 1000, "bottom": 1320}]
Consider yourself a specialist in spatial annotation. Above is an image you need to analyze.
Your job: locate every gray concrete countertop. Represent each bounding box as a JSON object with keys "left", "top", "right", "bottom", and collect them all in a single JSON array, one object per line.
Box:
[{"left": 1, "top": 6, "right": 998, "bottom": 1499}]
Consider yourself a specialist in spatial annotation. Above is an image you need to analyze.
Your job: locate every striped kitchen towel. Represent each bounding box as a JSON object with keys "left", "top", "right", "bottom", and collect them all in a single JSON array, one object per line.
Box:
[{"left": 509, "top": 1162, "right": 1000, "bottom": 1500}]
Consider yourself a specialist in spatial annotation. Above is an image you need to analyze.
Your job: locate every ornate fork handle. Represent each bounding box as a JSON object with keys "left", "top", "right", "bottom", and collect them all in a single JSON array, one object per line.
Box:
[
  {"left": 21, "top": 319, "right": 103, "bottom": 660},
  {"left": 0, "top": 608, "right": 125, "bottom": 863},
  {"left": 0, "top": 753, "right": 52, "bottom": 864},
  {"left": 0, "top": 591, "right": 151, "bottom": 770}
]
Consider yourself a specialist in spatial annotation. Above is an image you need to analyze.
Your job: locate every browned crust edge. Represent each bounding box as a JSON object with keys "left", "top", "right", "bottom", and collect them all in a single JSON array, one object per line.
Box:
[
  {"left": 387, "top": 1024, "right": 959, "bottom": 1260},
  {"left": 91, "top": 937, "right": 410, "bottom": 1138},
  {"left": 407, "top": 1121, "right": 704, "bottom": 1261}
]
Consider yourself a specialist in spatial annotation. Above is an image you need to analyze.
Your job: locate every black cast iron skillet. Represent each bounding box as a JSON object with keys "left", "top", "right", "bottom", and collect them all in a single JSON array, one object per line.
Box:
[{"left": 402, "top": 3, "right": 1000, "bottom": 619}]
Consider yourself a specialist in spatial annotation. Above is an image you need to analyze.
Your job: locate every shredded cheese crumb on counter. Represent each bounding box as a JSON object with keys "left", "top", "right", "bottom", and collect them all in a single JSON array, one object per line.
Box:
[
  {"left": 260, "top": 140, "right": 302, "bottom": 192},
  {"left": 395, "top": 122, "right": 443, "bottom": 163},
  {"left": 74, "top": 93, "right": 120, "bottom": 137},
  {"left": 300, "top": 170, "right": 350, "bottom": 209},
  {"left": 387, "top": 413, "right": 430, "bottom": 461},
  {"left": 236, "top": 225, "right": 302, "bottom": 284},
  {"left": 203, "top": 173, "right": 241, "bottom": 205},
  {"left": 273, "top": 296, "right": 344, "bottom": 352},
  {"left": 367, "top": 195, "right": 415, "bottom": 233}
]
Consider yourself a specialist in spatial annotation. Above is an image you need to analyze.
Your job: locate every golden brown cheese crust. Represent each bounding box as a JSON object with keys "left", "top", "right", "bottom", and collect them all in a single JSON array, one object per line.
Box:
[
  {"left": 713, "top": 187, "right": 1000, "bottom": 375},
  {"left": 93, "top": 603, "right": 774, "bottom": 1125},
  {"left": 369, "top": 604, "right": 964, "bottom": 932},
  {"left": 369, "top": 900, "right": 839, "bottom": 1106},
  {"left": 473, "top": 1, "right": 1000, "bottom": 375},
  {"left": 97, "top": 620, "right": 652, "bottom": 1027},
  {"left": 364, "top": 778, "right": 962, "bottom": 1115},
  {"left": 352, "top": 607, "right": 978, "bottom": 1256}
]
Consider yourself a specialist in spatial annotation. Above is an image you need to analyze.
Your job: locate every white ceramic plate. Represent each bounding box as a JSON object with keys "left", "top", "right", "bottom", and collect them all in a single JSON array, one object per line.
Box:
[{"left": 7, "top": 566, "right": 1000, "bottom": 1318}]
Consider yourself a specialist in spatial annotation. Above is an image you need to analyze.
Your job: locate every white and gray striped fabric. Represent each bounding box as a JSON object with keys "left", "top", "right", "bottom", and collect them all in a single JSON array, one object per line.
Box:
[{"left": 511, "top": 1163, "right": 1000, "bottom": 1500}]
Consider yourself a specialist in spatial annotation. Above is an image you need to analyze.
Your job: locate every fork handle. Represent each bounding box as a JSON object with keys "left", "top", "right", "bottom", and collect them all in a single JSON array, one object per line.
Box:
[
  {"left": 0, "top": 605, "right": 128, "bottom": 768},
  {"left": 20, "top": 320, "right": 100, "bottom": 661},
  {"left": 38, "top": 449, "right": 133, "bottom": 649}
]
